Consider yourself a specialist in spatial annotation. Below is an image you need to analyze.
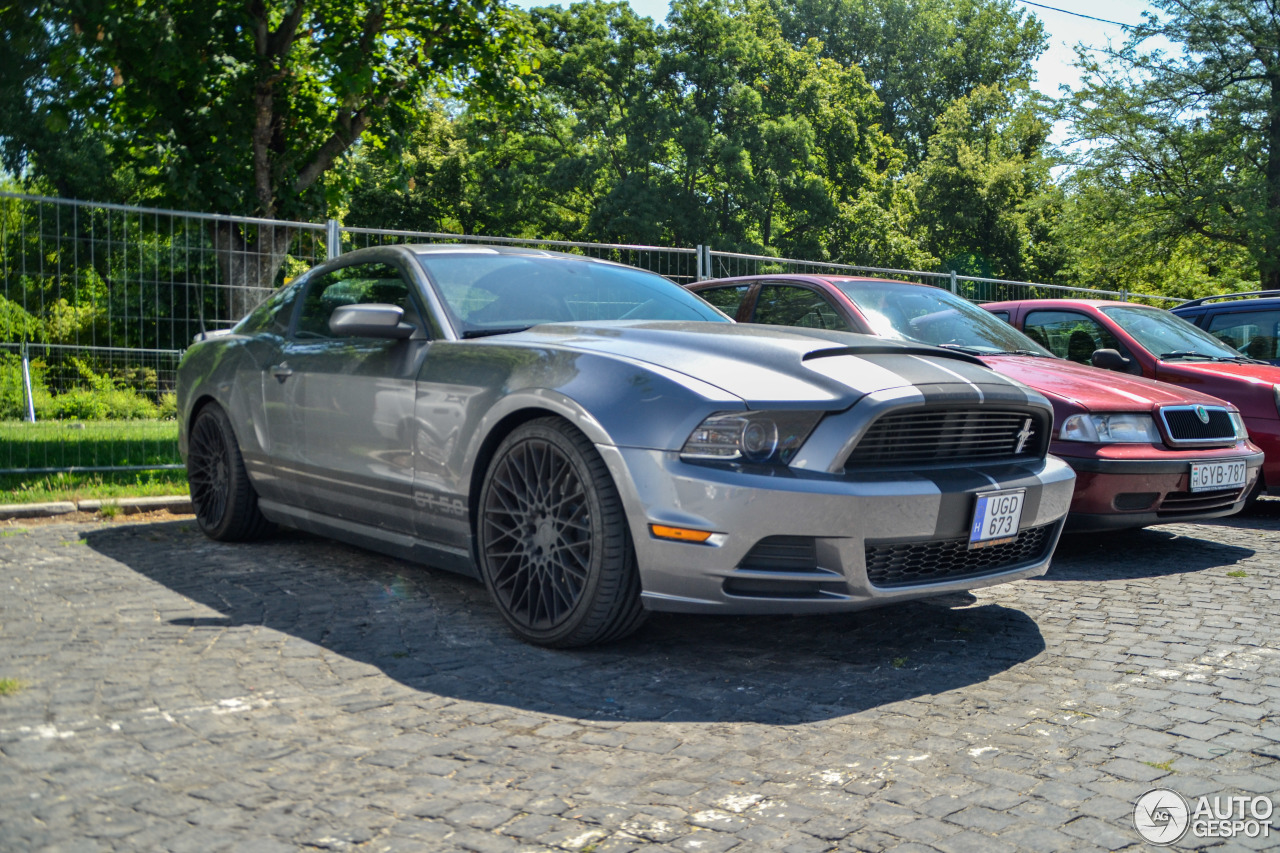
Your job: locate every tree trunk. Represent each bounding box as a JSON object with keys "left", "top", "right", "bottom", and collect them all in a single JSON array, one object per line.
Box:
[
  {"left": 208, "top": 220, "right": 295, "bottom": 323},
  {"left": 1262, "top": 71, "right": 1280, "bottom": 291}
]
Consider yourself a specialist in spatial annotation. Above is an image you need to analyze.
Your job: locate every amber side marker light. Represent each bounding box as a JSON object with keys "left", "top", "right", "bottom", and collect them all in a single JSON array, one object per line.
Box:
[{"left": 649, "top": 524, "right": 714, "bottom": 543}]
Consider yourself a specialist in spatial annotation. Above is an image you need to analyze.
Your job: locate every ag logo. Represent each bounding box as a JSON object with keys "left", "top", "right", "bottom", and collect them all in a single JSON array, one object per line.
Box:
[
  {"left": 1195, "top": 405, "right": 1210, "bottom": 424},
  {"left": 1134, "top": 788, "right": 1191, "bottom": 845}
]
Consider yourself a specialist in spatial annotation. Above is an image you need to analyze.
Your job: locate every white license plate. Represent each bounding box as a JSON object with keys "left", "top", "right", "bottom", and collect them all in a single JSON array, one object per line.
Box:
[
  {"left": 969, "top": 489, "right": 1025, "bottom": 549},
  {"left": 1189, "top": 460, "right": 1247, "bottom": 493}
]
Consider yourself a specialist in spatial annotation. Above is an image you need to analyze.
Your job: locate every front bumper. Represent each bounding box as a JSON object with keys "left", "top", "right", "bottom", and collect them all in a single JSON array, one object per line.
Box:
[
  {"left": 1060, "top": 449, "right": 1263, "bottom": 531},
  {"left": 1243, "top": 418, "right": 1280, "bottom": 493},
  {"left": 598, "top": 446, "right": 1077, "bottom": 614}
]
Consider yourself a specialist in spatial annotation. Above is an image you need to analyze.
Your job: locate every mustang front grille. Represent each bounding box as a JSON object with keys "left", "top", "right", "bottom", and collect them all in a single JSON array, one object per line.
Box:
[
  {"left": 844, "top": 409, "right": 1046, "bottom": 469},
  {"left": 865, "top": 522, "right": 1057, "bottom": 588},
  {"left": 1159, "top": 406, "right": 1235, "bottom": 445}
]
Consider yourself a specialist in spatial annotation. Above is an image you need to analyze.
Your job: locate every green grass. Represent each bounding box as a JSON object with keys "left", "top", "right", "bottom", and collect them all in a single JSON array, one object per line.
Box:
[
  {"left": 0, "top": 419, "right": 187, "bottom": 505},
  {"left": 1227, "top": 570, "right": 1248, "bottom": 578},
  {"left": 1, "top": 469, "right": 189, "bottom": 505},
  {"left": 0, "top": 678, "right": 26, "bottom": 696},
  {"left": 0, "top": 419, "right": 180, "bottom": 469}
]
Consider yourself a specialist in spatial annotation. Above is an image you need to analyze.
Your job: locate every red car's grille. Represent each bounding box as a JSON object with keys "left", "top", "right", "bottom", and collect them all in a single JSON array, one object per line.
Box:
[
  {"left": 844, "top": 409, "right": 1047, "bottom": 469},
  {"left": 1159, "top": 406, "right": 1235, "bottom": 445},
  {"left": 1157, "top": 486, "right": 1247, "bottom": 516}
]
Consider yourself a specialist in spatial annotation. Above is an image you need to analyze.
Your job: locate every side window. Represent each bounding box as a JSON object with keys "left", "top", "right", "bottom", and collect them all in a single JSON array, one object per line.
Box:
[
  {"left": 1023, "top": 310, "right": 1127, "bottom": 364},
  {"left": 752, "top": 284, "right": 851, "bottom": 331},
  {"left": 987, "top": 310, "right": 1010, "bottom": 323},
  {"left": 235, "top": 281, "right": 300, "bottom": 336},
  {"left": 696, "top": 285, "right": 751, "bottom": 319},
  {"left": 295, "top": 262, "right": 420, "bottom": 339},
  {"left": 1206, "top": 310, "right": 1280, "bottom": 359}
]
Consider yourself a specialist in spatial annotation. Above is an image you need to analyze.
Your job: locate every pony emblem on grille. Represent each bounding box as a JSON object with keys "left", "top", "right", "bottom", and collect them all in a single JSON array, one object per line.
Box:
[{"left": 1014, "top": 418, "right": 1034, "bottom": 454}]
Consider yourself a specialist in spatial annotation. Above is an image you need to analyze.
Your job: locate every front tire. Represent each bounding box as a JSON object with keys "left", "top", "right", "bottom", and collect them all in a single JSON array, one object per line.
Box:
[
  {"left": 478, "top": 418, "right": 647, "bottom": 647},
  {"left": 187, "top": 403, "right": 272, "bottom": 541}
]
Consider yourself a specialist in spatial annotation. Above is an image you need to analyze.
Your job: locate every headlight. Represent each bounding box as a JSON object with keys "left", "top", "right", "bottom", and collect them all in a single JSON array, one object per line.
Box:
[
  {"left": 1059, "top": 413, "right": 1161, "bottom": 443},
  {"left": 1230, "top": 411, "right": 1250, "bottom": 440},
  {"left": 681, "top": 411, "right": 822, "bottom": 465}
]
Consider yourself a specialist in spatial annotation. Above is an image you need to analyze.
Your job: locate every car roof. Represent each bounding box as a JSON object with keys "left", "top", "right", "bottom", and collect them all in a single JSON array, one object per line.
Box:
[
  {"left": 1174, "top": 290, "right": 1280, "bottom": 309},
  {"left": 403, "top": 243, "right": 608, "bottom": 262},
  {"left": 694, "top": 273, "right": 934, "bottom": 287},
  {"left": 982, "top": 298, "right": 1140, "bottom": 310}
]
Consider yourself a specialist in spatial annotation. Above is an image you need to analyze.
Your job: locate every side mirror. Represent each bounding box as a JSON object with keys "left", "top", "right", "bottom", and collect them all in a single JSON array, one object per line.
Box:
[
  {"left": 329, "top": 304, "right": 415, "bottom": 339},
  {"left": 1091, "top": 348, "right": 1131, "bottom": 372}
]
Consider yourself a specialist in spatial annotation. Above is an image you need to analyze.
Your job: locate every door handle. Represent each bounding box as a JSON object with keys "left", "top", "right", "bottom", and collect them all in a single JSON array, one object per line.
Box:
[{"left": 270, "top": 364, "right": 294, "bottom": 383}]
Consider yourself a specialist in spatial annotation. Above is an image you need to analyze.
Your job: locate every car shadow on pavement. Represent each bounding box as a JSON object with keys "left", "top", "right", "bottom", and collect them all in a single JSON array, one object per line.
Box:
[
  {"left": 86, "top": 521, "right": 1044, "bottom": 725},
  {"left": 1045, "top": 525, "right": 1254, "bottom": 581}
]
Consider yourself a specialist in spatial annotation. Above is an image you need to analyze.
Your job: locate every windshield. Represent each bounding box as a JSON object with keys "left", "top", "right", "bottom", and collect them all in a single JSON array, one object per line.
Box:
[
  {"left": 414, "top": 253, "right": 727, "bottom": 336},
  {"left": 832, "top": 280, "right": 1054, "bottom": 356},
  {"left": 1100, "top": 305, "right": 1247, "bottom": 360}
]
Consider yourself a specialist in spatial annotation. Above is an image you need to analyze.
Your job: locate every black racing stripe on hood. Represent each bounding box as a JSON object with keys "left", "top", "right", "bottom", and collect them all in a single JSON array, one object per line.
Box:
[
  {"left": 803, "top": 345, "right": 987, "bottom": 369},
  {"left": 910, "top": 467, "right": 1045, "bottom": 540}
]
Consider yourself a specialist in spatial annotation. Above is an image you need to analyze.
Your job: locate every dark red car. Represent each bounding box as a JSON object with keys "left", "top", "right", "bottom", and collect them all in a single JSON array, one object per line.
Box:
[
  {"left": 983, "top": 298, "right": 1280, "bottom": 497},
  {"left": 689, "top": 276, "right": 1262, "bottom": 530}
]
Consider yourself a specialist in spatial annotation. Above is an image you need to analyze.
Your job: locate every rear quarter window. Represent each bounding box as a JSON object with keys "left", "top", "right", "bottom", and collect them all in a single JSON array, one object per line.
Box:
[{"left": 695, "top": 285, "right": 751, "bottom": 319}]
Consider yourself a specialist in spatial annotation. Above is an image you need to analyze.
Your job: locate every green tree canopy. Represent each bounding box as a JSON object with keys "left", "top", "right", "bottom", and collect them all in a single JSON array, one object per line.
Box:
[
  {"left": 1064, "top": 0, "right": 1280, "bottom": 289},
  {"left": 911, "top": 84, "right": 1062, "bottom": 280},
  {"left": 2, "top": 0, "right": 534, "bottom": 314},
  {"left": 770, "top": 0, "right": 1046, "bottom": 165},
  {"left": 350, "top": 0, "right": 934, "bottom": 268}
]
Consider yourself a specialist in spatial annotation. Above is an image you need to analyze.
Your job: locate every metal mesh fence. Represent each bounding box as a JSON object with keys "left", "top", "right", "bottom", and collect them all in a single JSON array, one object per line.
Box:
[
  {"left": 0, "top": 192, "right": 1185, "bottom": 479},
  {"left": 0, "top": 193, "right": 326, "bottom": 479},
  {"left": 342, "top": 226, "right": 702, "bottom": 284},
  {"left": 0, "top": 342, "right": 183, "bottom": 473}
]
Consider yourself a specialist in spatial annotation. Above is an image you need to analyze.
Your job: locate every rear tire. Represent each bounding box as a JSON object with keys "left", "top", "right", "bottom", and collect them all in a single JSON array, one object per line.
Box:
[
  {"left": 478, "top": 418, "right": 647, "bottom": 647},
  {"left": 186, "top": 403, "right": 273, "bottom": 541}
]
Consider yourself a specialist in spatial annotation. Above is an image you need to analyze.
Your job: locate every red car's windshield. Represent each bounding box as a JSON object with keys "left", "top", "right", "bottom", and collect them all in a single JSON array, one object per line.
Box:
[
  {"left": 1100, "top": 305, "right": 1249, "bottom": 361},
  {"left": 834, "top": 281, "right": 1054, "bottom": 357}
]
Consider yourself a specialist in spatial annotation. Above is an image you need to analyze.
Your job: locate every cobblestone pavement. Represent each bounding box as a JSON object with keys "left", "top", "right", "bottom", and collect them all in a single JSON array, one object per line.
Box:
[{"left": 3, "top": 503, "right": 1280, "bottom": 853}]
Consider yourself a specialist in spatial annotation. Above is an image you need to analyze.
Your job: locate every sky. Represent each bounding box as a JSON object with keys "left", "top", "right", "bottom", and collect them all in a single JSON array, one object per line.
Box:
[{"left": 511, "top": 0, "right": 1160, "bottom": 99}]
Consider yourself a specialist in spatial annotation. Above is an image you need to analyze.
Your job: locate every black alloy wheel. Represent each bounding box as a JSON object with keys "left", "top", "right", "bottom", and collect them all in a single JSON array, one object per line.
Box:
[
  {"left": 478, "top": 418, "right": 646, "bottom": 647},
  {"left": 186, "top": 403, "right": 272, "bottom": 541}
]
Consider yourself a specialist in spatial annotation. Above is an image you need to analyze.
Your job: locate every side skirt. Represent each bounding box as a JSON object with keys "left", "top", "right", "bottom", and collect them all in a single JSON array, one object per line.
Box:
[{"left": 257, "top": 499, "right": 479, "bottom": 578}]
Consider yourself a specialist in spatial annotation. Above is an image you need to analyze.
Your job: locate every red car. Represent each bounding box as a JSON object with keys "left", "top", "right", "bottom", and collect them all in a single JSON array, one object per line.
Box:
[
  {"left": 983, "top": 298, "right": 1280, "bottom": 497},
  {"left": 689, "top": 276, "right": 1261, "bottom": 530}
]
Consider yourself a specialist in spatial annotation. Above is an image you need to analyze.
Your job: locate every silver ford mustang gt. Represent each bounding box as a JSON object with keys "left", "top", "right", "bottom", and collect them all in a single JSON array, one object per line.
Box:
[{"left": 178, "top": 245, "right": 1076, "bottom": 646}]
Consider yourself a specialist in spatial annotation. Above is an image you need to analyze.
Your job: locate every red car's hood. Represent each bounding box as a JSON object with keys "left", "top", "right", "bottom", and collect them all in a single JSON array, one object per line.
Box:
[
  {"left": 982, "top": 355, "right": 1232, "bottom": 412},
  {"left": 1157, "top": 360, "right": 1280, "bottom": 386}
]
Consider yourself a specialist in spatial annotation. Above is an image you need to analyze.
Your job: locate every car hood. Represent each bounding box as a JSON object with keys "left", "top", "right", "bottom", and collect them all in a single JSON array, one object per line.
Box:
[
  {"left": 1157, "top": 360, "right": 1280, "bottom": 386},
  {"left": 493, "top": 321, "right": 1036, "bottom": 408},
  {"left": 983, "top": 355, "right": 1235, "bottom": 412}
]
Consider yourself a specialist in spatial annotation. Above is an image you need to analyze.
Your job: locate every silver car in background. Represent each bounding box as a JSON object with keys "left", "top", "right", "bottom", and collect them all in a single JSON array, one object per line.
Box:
[{"left": 178, "top": 245, "right": 1076, "bottom": 646}]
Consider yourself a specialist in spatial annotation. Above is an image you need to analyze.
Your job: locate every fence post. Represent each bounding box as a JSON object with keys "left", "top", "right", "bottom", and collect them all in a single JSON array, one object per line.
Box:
[
  {"left": 696, "top": 245, "right": 704, "bottom": 281},
  {"left": 1120, "top": 288, "right": 1129, "bottom": 302},
  {"left": 20, "top": 341, "right": 35, "bottom": 423},
  {"left": 326, "top": 219, "right": 342, "bottom": 260},
  {"left": 949, "top": 270, "right": 958, "bottom": 295}
]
